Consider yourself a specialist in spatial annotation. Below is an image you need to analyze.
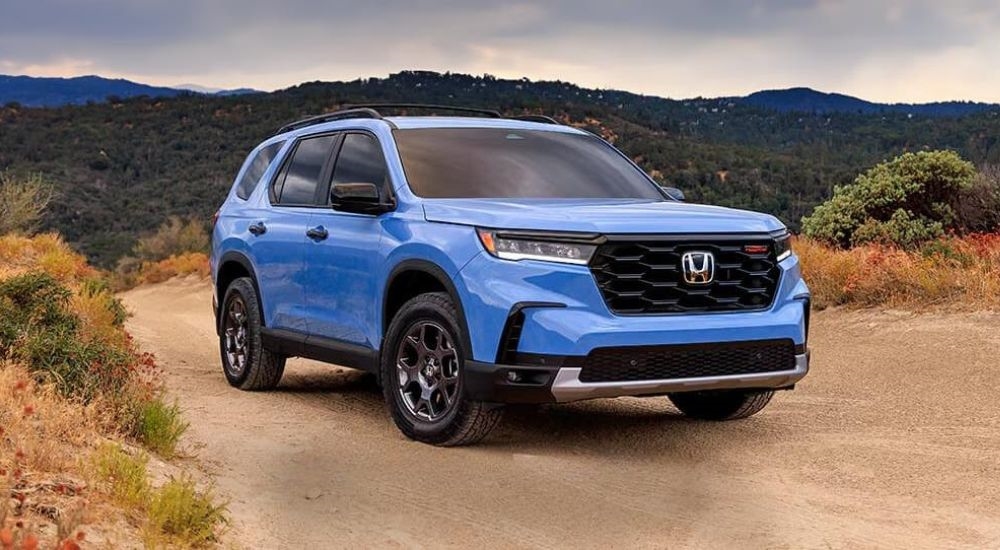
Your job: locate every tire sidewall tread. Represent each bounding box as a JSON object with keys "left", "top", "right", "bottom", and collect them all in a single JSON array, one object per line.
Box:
[
  {"left": 668, "top": 389, "right": 774, "bottom": 421},
  {"left": 381, "top": 292, "right": 503, "bottom": 446},
  {"left": 219, "top": 277, "right": 286, "bottom": 391}
]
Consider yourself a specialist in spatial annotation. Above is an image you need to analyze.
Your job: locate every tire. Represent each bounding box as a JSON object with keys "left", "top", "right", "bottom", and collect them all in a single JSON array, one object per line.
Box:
[
  {"left": 219, "top": 277, "right": 286, "bottom": 391},
  {"left": 381, "top": 292, "right": 503, "bottom": 446},
  {"left": 668, "top": 389, "right": 774, "bottom": 421}
]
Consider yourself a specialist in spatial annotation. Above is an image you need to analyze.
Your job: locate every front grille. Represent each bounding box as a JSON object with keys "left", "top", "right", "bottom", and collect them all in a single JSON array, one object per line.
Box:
[
  {"left": 589, "top": 236, "right": 781, "bottom": 314},
  {"left": 578, "top": 339, "right": 796, "bottom": 383}
]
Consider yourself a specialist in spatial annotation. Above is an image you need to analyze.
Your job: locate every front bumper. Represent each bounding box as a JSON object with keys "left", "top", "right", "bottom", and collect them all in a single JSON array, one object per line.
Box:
[
  {"left": 455, "top": 245, "right": 812, "bottom": 404},
  {"left": 465, "top": 350, "right": 809, "bottom": 404}
]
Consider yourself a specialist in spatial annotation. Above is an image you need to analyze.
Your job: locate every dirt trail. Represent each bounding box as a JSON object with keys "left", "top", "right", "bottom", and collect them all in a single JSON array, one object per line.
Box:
[{"left": 121, "top": 279, "right": 1000, "bottom": 549}]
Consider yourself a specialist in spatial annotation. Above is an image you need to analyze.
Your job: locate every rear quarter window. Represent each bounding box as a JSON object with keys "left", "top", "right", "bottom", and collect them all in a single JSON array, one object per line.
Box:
[{"left": 235, "top": 141, "right": 284, "bottom": 200}]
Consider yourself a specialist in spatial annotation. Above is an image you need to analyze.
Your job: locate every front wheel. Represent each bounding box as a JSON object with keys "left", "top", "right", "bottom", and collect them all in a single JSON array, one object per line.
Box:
[
  {"left": 381, "top": 292, "right": 503, "bottom": 446},
  {"left": 668, "top": 389, "right": 774, "bottom": 420}
]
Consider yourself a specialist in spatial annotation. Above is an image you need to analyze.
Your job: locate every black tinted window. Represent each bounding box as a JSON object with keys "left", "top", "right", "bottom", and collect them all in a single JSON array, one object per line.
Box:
[
  {"left": 276, "top": 135, "right": 336, "bottom": 205},
  {"left": 235, "top": 141, "right": 284, "bottom": 200},
  {"left": 330, "top": 134, "right": 387, "bottom": 195},
  {"left": 394, "top": 128, "right": 664, "bottom": 200}
]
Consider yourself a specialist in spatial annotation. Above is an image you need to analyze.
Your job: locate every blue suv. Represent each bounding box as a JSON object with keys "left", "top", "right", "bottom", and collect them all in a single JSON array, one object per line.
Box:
[{"left": 211, "top": 105, "right": 810, "bottom": 446}]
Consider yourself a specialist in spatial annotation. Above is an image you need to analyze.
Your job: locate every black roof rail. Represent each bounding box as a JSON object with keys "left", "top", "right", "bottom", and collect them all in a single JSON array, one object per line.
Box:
[
  {"left": 275, "top": 108, "right": 383, "bottom": 135},
  {"left": 346, "top": 103, "right": 503, "bottom": 118},
  {"left": 275, "top": 104, "right": 562, "bottom": 136},
  {"left": 513, "top": 114, "right": 560, "bottom": 125}
]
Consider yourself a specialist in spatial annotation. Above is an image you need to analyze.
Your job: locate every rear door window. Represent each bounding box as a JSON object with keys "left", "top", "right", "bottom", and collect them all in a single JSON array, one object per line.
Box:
[
  {"left": 273, "top": 134, "right": 338, "bottom": 206},
  {"left": 235, "top": 141, "right": 284, "bottom": 200}
]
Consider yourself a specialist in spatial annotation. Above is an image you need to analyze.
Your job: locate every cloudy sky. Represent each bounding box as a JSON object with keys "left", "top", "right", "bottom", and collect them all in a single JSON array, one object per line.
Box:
[{"left": 2, "top": 0, "right": 999, "bottom": 102}]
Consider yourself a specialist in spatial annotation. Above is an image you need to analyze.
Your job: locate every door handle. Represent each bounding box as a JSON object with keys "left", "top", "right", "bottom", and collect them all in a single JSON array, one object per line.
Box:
[
  {"left": 306, "top": 226, "right": 329, "bottom": 241},
  {"left": 248, "top": 221, "right": 267, "bottom": 236}
]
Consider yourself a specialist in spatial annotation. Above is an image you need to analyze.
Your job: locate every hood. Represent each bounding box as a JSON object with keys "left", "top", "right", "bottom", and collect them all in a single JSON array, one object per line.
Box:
[{"left": 422, "top": 199, "right": 785, "bottom": 235}]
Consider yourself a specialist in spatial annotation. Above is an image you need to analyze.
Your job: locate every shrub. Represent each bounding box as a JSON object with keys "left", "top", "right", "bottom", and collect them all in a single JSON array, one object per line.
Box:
[
  {"left": 0, "top": 272, "right": 135, "bottom": 404},
  {"left": 90, "top": 443, "right": 151, "bottom": 511},
  {"left": 0, "top": 265, "right": 162, "bottom": 441},
  {"left": 0, "top": 172, "right": 53, "bottom": 236},
  {"left": 139, "top": 398, "right": 189, "bottom": 458},
  {"left": 114, "top": 217, "right": 211, "bottom": 289},
  {"left": 90, "top": 445, "right": 226, "bottom": 547},
  {"left": 134, "top": 217, "right": 209, "bottom": 262},
  {"left": 802, "top": 151, "right": 986, "bottom": 248},
  {"left": 145, "top": 477, "right": 226, "bottom": 547},
  {"left": 956, "top": 164, "right": 1000, "bottom": 233}
]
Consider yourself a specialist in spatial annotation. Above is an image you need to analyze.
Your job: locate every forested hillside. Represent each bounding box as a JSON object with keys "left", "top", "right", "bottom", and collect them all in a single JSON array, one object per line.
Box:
[{"left": 2, "top": 70, "right": 999, "bottom": 266}]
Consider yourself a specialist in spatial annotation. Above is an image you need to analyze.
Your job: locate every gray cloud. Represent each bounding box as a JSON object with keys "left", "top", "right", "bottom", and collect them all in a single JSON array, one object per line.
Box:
[{"left": 2, "top": 0, "right": 998, "bottom": 101}]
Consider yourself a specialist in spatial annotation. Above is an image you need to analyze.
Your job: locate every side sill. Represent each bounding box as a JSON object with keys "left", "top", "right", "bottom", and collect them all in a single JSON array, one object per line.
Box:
[{"left": 260, "top": 328, "right": 378, "bottom": 374}]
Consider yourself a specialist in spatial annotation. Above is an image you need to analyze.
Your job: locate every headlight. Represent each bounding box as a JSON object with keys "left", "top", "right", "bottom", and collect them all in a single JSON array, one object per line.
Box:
[
  {"left": 476, "top": 229, "right": 599, "bottom": 265},
  {"left": 774, "top": 232, "right": 792, "bottom": 261}
]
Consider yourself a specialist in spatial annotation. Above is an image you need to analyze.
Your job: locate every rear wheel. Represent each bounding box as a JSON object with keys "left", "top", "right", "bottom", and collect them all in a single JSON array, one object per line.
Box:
[
  {"left": 668, "top": 389, "right": 774, "bottom": 420},
  {"left": 381, "top": 292, "right": 503, "bottom": 446},
  {"left": 219, "top": 277, "right": 285, "bottom": 390}
]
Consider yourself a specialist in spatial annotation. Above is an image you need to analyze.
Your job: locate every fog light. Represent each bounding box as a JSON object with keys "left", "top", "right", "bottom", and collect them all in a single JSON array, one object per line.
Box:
[{"left": 507, "top": 371, "right": 521, "bottom": 383}]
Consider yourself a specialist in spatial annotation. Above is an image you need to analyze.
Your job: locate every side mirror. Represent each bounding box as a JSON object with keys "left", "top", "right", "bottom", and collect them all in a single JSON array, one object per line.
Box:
[
  {"left": 663, "top": 186, "right": 685, "bottom": 201},
  {"left": 331, "top": 183, "right": 392, "bottom": 215}
]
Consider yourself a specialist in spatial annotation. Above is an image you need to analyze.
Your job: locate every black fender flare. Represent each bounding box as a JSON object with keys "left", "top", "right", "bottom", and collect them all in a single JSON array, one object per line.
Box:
[
  {"left": 216, "top": 251, "right": 265, "bottom": 334},
  {"left": 383, "top": 259, "right": 474, "bottom": 361}
]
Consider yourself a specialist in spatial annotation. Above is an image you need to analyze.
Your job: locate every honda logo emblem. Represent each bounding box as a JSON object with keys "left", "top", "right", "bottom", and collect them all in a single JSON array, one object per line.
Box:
[{"left": 681, "top": 251, "right": 715, "bottom": 285}]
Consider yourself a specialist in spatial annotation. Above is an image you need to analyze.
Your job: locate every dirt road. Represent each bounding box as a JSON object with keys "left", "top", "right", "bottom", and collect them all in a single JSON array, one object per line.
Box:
[{"left": 121, "top": 279, "right": 1000, "bottom": 549}]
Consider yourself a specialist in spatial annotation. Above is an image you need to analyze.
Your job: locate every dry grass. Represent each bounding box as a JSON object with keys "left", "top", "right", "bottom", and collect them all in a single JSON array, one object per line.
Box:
[
  {"left": 136, "top": 252, "right": 211, "bottom": 286},
  {"left": 114, "top": 252, "right": 211, "bottom": 290},
  {"left": 796, "top": 234, "right": 1000, "bottom": 310},
  {"left": 0, "top": 363, "right": 104, "bottom": 548},
  {"left": 1, "top": 234, "right": 222, "bottom": 547},
  {"left": 0, "top": 234, "right": 95, "bottom": 283}
]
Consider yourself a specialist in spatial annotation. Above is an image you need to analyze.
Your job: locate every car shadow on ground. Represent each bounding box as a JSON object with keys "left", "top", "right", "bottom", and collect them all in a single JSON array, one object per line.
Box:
[{"left": 272, "top": 365, "right": 781, "bottom": 458}]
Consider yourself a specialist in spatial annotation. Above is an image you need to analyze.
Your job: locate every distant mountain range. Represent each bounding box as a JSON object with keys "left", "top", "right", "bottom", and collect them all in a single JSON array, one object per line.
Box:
[
  {"left": 0, "top": 75, "right": 260, "bottom": 107},
  {"left": 741, "top": 87, "right": 997, "bottom": 117},
  {"left": 0, "top": 73, "right": 995, "bottom": 116},
  {"left": 3, "top": 69, "right": 999, "bottom": 266}
]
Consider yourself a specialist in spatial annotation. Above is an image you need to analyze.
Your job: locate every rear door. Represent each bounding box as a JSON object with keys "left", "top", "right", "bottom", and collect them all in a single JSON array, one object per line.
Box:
[
  {"left": 248, "top": 133, "right": 339, "bottom": 333},
  {"left": 301, "top": 132, "right": 389, "bottom": 348}
]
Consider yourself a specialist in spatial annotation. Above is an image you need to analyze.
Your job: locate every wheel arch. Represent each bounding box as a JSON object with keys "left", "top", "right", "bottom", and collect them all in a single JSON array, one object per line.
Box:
[
  {"left": 383, "top": 259, "right": 473, "bottom": 360},
  {"left": 216, "top": 251, "right": 265, "bottom": 334}
]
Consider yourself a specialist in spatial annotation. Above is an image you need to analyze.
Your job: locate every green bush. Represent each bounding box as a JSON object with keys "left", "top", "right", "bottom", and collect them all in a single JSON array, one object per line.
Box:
[
  {"left": 0, "top": 171, "right": 53, "bottom": 236},
  {"left": 801, "top": 151, "right": 991, "bottom": 248},
  {"left": 0, "top": 272, "right": 133, "bottom": 402},
  {"left": 91, "top": 443, "right": 151, "bottom": 510},
  {"left": 139, "top": 398, "right": 189, "bottom": 458},
  {"left": 146, "top": 476, "right": 227, "bottom": 547},
  {"left": 91, "top": 444, "right": 226, "bottom": 546}
]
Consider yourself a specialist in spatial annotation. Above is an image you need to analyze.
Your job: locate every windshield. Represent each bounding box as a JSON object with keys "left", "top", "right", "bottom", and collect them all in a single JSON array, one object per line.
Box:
[{"left": 394, "top": 128, "right": 666, "bottom": 200}]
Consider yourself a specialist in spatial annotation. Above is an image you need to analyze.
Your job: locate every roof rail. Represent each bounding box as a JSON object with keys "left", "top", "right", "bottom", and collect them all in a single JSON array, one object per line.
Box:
[
  {"left": 275, "top": 108, "right": 383, "bottom": 135},
  {"left": 346, "top": 103, "right": 503, "bottom": 118},
  {"left": 274, "top": 104, "right": 562, "bottom": 136},
  {"left": 513, "top": 114, "right": 560, "bottom": 125}
]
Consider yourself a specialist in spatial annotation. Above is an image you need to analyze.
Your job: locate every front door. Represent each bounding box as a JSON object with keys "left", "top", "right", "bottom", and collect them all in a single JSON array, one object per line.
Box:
[{"left": 302, "top": 132, "right": 389, "bottom": 348}]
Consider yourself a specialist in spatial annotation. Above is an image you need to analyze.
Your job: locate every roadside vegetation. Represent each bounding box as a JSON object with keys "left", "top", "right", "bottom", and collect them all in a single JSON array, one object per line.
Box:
[
  {"left": 798, "top": 152, "right": 1000, "bottom": 309},
  {"left": 114, "top": 216, "right": 211, "bottom": 289},
  {"left": 0, "top": 174, "right": 224, "bottom": 548}
]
